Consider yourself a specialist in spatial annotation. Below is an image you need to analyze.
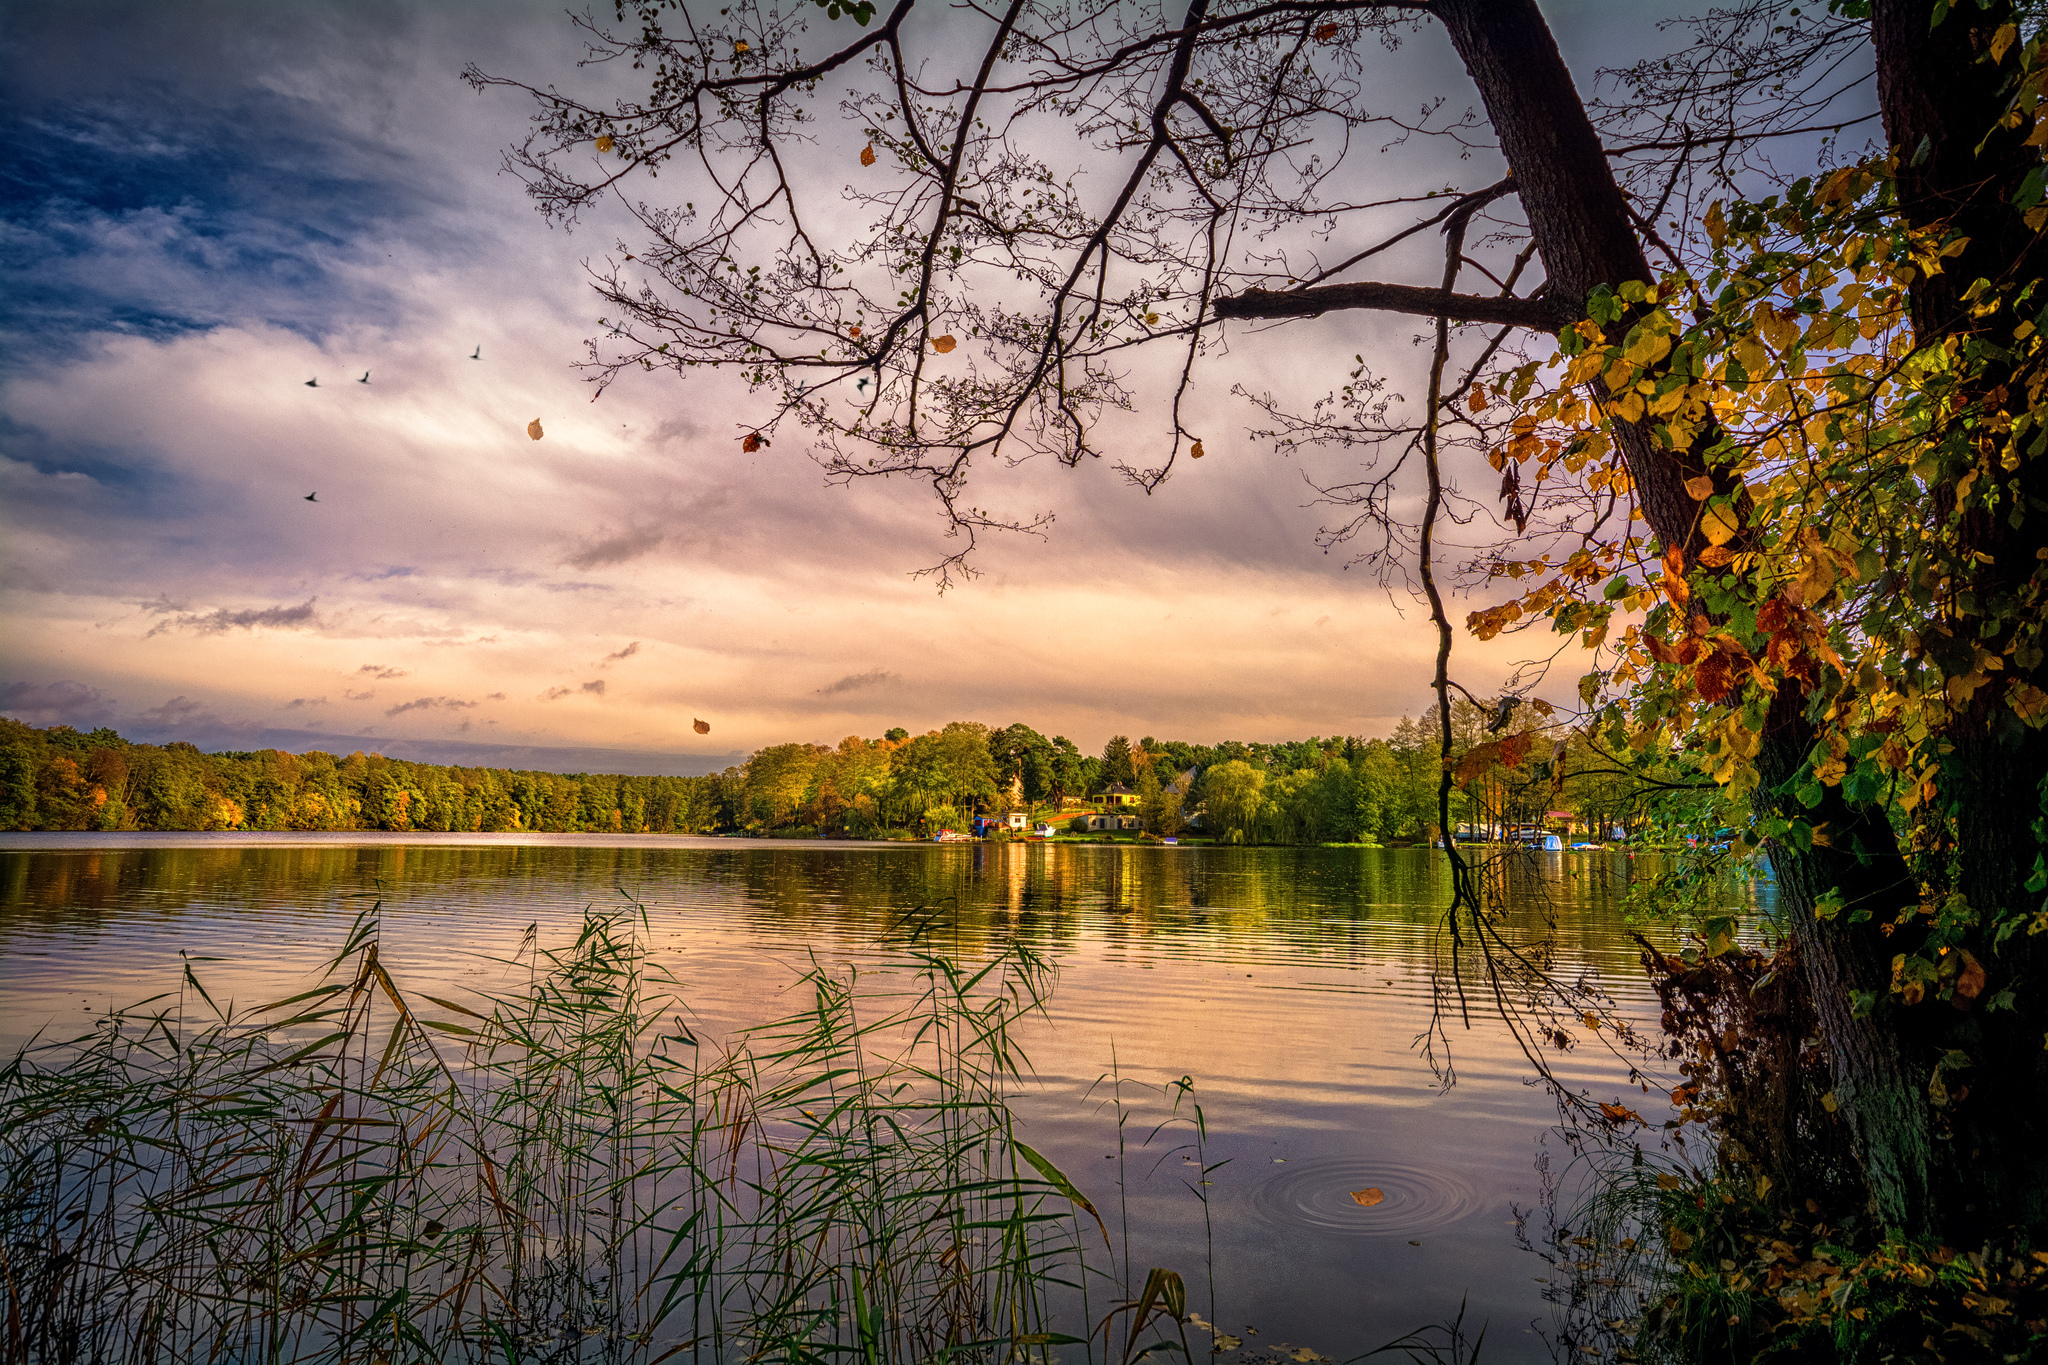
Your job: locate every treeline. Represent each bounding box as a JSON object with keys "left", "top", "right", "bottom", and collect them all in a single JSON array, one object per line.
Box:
[{"left": 0, "top": 707, "right": 1647, "bottom": 841}]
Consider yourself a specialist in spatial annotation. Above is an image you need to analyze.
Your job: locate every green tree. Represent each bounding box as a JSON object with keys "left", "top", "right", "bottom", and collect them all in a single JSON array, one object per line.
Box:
[{"left": 1197, "top": 761, "right": 1266, "bottom": 846}]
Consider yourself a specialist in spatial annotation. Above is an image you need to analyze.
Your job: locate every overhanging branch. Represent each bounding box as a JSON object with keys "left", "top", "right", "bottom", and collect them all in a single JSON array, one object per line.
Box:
[{"left": 1214, "top": 281, "right": 1566, "bottom": 331}]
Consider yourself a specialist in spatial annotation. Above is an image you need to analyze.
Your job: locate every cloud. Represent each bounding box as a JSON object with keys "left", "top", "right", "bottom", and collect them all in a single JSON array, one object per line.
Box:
[
  {"left": 540, "top": 686, "right": 572, "bottom": 701},
  {"left": 564, "top": 526, "right": 666, "bottom": 570},
  {"left": 385, "top": 696, "right": 477, "bottom": 718},
  {"left": 486, "top": 691, "right": 506, "bottom": 700},
  {"left": 817, "top": 669, "right": 902, "bottom": 696},
  {"left": 602, "top": 641, "right": 641, "bottom": 664},
  {"left": 344, "top": 688, "right": 376, "bottom": 701},
  {"left": 357, "top": 664, "right": 407, "bottom": 680},
  {"left": 139, "top": 694, "right": 226, "bottom": 729},
  {"left": 540, "top": 680, "right": 605, "bottom": 701},
  {"left": 581, "top": 680, "right": 606, "bottom": 696},
  {"left": 145, "top": 597, "right": 319, "bottom": 638},
  {"left": 0, "top": 680, "right": 119, "bottom": 729},
  {"left": 282, "top": 696, "right": 328, "bottom": 709}
]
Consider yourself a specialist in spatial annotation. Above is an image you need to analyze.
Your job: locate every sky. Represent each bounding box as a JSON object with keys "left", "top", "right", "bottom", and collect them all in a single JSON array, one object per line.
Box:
[{"left": 0, "top": 1, "right": 1706, "bottom": 775}]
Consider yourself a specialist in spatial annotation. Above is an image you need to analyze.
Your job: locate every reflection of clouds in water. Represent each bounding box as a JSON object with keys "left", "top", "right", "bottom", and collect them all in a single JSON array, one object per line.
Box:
[{"left": 1246, "top": 1156, "right": 1491, "bottom": 1240}]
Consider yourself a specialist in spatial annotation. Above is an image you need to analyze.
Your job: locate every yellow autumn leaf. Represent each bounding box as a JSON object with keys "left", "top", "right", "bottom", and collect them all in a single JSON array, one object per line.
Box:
[
  {"left": 1190, "top": 439, "right": 1205, "bottom": 459},
  {"left": 734, "top": 39, "right": 750, "bottom": 53},
  {"left": 1144, "top": 312, "right": 1159, "bottom": 325},
  {"left": 527, "top": 419, "right": 544, "bottom": 441},
  {"left": 1349, "top": 1188, "right": 1384, "bottom": 1207},
  {"left": 860, "top": 143, "right": 876, "bottom": 166},
  {"left": 931, "top": 334, "right": 957, "bottom": 353},
  {"left": 1990, "top": 22, "right": 2018, "bottom": 63},
  {"left": 594, "top": 134, "right": 615, "bottom": 153},
  {"left": 1700, "top": 503, "right": 1740, "bottom": 546},
  {"left": 1684, "top": 474, "right": 1715, "bottom": 500}
]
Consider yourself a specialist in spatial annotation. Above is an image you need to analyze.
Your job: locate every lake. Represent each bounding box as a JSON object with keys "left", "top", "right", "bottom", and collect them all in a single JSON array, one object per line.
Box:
[{"left": 0, "top": 834, "right": 1706, "bottom": 1362}]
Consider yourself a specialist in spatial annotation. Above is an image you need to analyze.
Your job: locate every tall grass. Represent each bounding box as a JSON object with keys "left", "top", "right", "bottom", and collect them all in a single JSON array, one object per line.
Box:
[{"left": 0, "top": 904, "right": 1105, "bottom": 1365}]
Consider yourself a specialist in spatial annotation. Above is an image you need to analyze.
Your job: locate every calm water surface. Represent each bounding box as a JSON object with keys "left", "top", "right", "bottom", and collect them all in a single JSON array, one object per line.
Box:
[{"left": 0, "top": 834, "right": 1705, "bottom": 1362}]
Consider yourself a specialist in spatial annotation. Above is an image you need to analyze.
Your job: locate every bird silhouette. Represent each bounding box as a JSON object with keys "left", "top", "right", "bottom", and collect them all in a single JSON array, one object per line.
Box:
[
  {"left": 304, "top": 378, "right": 319, "bottom": 387},
  {"left": 470, "top": 346, "right": 481, "bottom": 360},
  {"left": 856, "top": 377, "right": 870, "bottom": 394},
  {"left": 304, "top": 492, "right": 319, "bottom": 502},
  {"left": 358, "top": 370, "right": 371, "bottom": 384}
]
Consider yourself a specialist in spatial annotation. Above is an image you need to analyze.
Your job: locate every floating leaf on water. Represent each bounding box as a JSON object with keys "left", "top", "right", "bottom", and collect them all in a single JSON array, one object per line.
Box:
[
  {"left": 860, "top": 143, "right": 876, "bottom": 166},
  {"left": 594, "top": 134, "right": 615, "bottom": 153},
  {"left": 1349, "top": 1188, "right": 1384, "bottom": 1207},
  {"left": 1212, "top": 1336, "right": 1242, "bottom": 1353},
  {"left": 931, "top": 334, "right": 957, "bottom": 353},
  {"left": 693, "top": 718, "right": 711, "bottom": 734},
  {"left": 527, "top": 419, "right": 543, "bottom": 441}
]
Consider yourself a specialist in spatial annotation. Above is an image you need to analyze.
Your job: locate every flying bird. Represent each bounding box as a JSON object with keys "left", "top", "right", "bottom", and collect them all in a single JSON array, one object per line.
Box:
[
  {"left": 692, "top": 718, "right": 711, "bottom": 735},
  {"left": 528, "top": 419, "right": 544, "bottom": 441},
  {"left": 358, "top": 371, "right": 371, "bottom": 384},
  {"left": 304, "top": 377, "right": 319, "bottom": 387},
  {"left": 304, "top": 492, "right": 319, "bottom": 502},
  {"left": 856, "top": 377, "right": 871, "bottom": 394},
  {"left": 470, "top": 346, "right": 482, "bottom": 360}
]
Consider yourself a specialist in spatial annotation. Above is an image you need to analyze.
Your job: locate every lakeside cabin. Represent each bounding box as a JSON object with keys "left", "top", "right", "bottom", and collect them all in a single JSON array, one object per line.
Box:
[{"left": 1098, "top": 783, "right": 1140, "bottom": 807}]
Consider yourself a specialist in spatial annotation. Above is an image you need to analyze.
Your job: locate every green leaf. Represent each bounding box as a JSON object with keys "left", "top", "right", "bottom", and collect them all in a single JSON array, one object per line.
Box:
[{"left": 1014, "top": 1139, "right": 1111, "bottom": 1251}]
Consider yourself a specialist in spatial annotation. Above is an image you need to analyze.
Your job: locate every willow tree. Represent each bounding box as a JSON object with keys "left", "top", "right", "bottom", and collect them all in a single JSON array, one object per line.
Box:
[{"left": 475, "top": 0, "right": 2048, "bottom": 1242}]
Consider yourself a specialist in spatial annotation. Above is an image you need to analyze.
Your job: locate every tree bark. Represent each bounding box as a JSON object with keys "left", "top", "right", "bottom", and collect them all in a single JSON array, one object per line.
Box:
[{"left": 1868, "top": 0, "right": 2048, "bottom": 1240}]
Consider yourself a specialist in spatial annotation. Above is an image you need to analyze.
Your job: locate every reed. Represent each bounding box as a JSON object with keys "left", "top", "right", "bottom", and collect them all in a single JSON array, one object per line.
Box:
[{"left": 0, "top": 903, "right": 1106, "bottom": 1365}]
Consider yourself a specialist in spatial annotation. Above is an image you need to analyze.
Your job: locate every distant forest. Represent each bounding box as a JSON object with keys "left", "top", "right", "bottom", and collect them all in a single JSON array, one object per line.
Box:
[{"left": 0, "top": 710, "right": 1640, "bottom": 844}]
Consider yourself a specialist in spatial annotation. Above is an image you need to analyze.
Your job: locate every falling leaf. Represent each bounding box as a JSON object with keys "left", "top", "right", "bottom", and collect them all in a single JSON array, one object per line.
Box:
[
  {"left": 594, "top": 134, "right": 615, "bottom": 153},
  {"left": 931, "top": 334, "right": 957, "bottom": 353},
  {"left": 848, "top": 325, "right": 861, "bottom": 338},
  {"left": 1684, "top": 474, "right": 1715, "bottom": 500},
  {"left": 860, "top": 142, "right": 876, "bottom": 166},
  {"left": 693, "top": 718, "right": 711, "bottom": 734},
  {"left": 1190, "top": 440, "right": 1205, "bottom": 459},
  {"left": 1349, "top": 1188, "right": 1385, "bottom": 1207},
  {"left": 1314, "top": 22, "right": 1340, "bottom": 42},
  {"left": 527, "top": 419, "right": 544, "bottom": 441}
]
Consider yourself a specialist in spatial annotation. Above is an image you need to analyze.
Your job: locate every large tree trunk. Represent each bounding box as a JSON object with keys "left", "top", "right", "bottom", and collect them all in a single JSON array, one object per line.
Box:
[
  {"left": 1423, "top": 0, "right": 2048, "bottom": 1240},
  {"left": 1867, "top": 0, "right": 2048, "bottom": 1240}
]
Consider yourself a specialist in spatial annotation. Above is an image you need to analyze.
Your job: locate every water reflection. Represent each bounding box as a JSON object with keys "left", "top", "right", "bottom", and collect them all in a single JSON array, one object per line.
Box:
[{"left": 0, "top": 837, "right": 1739, "bottom": 1363}]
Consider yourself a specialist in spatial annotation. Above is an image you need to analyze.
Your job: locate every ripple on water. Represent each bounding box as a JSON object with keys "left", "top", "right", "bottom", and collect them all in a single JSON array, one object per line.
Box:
[{"left": 1247, "top": 1156, "right": 1491, "bottom": 1239}]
